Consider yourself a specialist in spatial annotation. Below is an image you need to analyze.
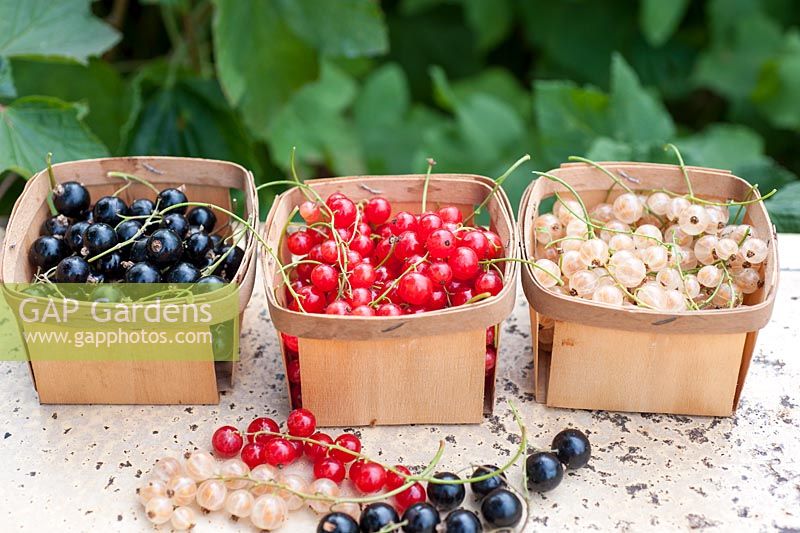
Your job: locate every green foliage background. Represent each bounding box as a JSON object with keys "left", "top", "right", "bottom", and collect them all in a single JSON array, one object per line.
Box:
[{"left": 1, "top": 0, "right": 799, "bottom": 229}]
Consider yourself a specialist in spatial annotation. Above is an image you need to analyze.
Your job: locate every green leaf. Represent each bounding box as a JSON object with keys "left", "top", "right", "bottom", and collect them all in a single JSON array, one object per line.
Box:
[
  {"left": 639, "top": 0, "right": 689, "bottom": 47},
  {"left": 354, "top": 63, "right": 410, "bottom": 128},
  {"left": 0, "top": 56, "right": 15, "bottom": 99},
  {"left": 693, "top": 1, "right": 783, "bottom": 100},
  {"left": 610, "top": 53, "right": 675, "bottom": 144},
  {"left": 766, "top": 181, "right": 800, "bottom": 232},
  {"left": 10, "top": 58, "right": 125, "bottom": 151},
  {"left": 0, "top": 0, "right": 120, "bottom": 64},
  {"left": 400, "top": 0, "right": 453, "bottom": 15},
  {"left": 451, "top": 68, "right": 531, "bottom": 121},
  {"left": 533, "top": 79, "right": 612, "bottom": 167},
  {"left": 463, "top": 0, "right": 512, "bottom": 51},
  {"left": 752, "top": 31, "right": 800, "bottom": 129},
  {"left": 0, "top": 96, "right": 108, "bottom": 177},
  {"left": 675, "top": 124, "right": 765, "bottom": 170},
  {"left": 585, "top": 137, "right": 633, "bottom": 161},
  {"left": 212, "top": 0, "right": 319, "bottom": 140},
  {"left": 270, "top": 62, "right": 365, "bottom": 175},
  {"left": 277, "top": 0, "right": 388, "bottom": 58}
]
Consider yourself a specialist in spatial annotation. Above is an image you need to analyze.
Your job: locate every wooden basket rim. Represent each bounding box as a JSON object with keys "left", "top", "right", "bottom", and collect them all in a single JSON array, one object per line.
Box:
[
  {"left": 518, "top": 162, "right": 779, "bottom": 334},
  {"left": 261, "top": 173, "right": 519, "bottom": 340}
]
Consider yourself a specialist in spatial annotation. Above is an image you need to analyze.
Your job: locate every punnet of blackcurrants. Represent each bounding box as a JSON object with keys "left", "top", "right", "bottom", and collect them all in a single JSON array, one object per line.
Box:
[
  {"left": 27, "top": 156, "right": 246, "bottom": 292},
  {"left": 138, "top": 402, "right": 592, "bottom": 531}
]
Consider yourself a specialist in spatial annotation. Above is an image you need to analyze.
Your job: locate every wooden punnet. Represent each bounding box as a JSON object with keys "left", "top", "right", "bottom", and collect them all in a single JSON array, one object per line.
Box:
[
  {"left": 520, "top": 162, "right": 778, "bottom": 417},
  {"left": 0, "top": 157, "right": 258, "bottom": 404},
  {"left": 263, "top": 174, "right": 518, "bottom": 426}
]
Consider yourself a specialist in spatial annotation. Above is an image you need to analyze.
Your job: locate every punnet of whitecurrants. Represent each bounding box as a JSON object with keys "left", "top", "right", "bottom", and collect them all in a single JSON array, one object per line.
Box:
[
  {"left": 27, "top": 155, "right": 247, "bottom": 291},
  {"left": 530, "top": 149, "right": 774, "bottom": 314},
  {"left": 138, "top": 405, "right": 592, "bottom": 532}
]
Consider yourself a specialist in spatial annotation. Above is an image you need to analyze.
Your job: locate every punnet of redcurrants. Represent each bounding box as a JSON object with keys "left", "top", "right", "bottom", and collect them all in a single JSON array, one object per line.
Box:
[
  {"left": 137, "top": 406, "right": 592, "bottom": 531},
  {"left": 27, "top": 165, "right": 246, "bottom": 289},
  {"left": 531, "top": 154, "right": 773, "bottom": 314}
]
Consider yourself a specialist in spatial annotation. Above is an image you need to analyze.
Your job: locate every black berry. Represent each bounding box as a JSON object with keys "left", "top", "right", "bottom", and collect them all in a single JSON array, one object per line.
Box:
[
  {"left": 317, "top": 512, "right": 359, "bottom": 533},
  {"left": 125, "top": 262, "right": 161, "bottom": 283},
  {"left": 426, "top": 472, "right": 465, "bottom": 512},
  {"left": 28, "top": 236, "right": 68, "bottom": 270},
  {"left": 116, "top": 220, "right": 142, "bottom": 246},
  {"left": 92, "top": 195, "right": 128, "bottom": 226},
  {"left": 160, "top": 213, "right": 189, "bottom": 239},
  {"left": 129, "top": 198, "right": 155, "bottom": 218},
  {"left": 54, "top": 256, "right": 90, "bottom": 283},
  {"left": 480, "top": 488, "right": 522, "bottom": 529},
  {"left": 187, "top": 206, "right": 217, "bottom": 232},
  {"left": 359, "top": 502, "right": 399, "bottom": 533},
  {"left": 469, "top": 465, "right": 507, "bottom": 500},
  {"left": 551, "top": 429, "right": 591, "bottom": 470},
  {"left": 165, "top": 262, "right": 201, "bottom": 283},
  {"left": 214, "top": 245, "right": 244, "bottom": 280},
  {"left": 184, "top": 232, "right": 214, "bottom": 265},
  {"left": 83, "top": 223, "right": 118, "bottom": 256},
  {"left": 53, "top": 181, "right": 90, "bottom": 217},
  {"left": 525, "top": 452, "right": 563, "bottom": 492},
  {"left": 157, "top": 188, "right": 188, "bottom": 214},
  {"left": 401, "top": 502, "right": 440, "bottom": 533},
  {"left": 146, "top": 229, "right": 183, "bottom": 266},
  {"left": 40, "top": 214, "right": 70, "bottom": 238},
  {"left": 129, "top": 239, "right": 148, "bottom": 263},
  {"left": 65, "top": 221, "right": 90, "bottom": 252},
  {"left": 92, "top": 251, "right": 124, "bottom": 279},
  {"left": 444, "top": 509, "right": 483, "bottom": 533}
]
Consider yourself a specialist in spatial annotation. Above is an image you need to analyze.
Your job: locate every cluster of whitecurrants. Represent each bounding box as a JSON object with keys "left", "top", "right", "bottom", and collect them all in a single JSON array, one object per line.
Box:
[{"left": 531, "top": 190, "right": 769, "bottom": 320}]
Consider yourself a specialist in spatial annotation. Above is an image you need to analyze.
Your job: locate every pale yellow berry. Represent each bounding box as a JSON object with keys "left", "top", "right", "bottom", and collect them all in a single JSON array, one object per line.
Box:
[
  {"left": 220, "top": 458, "right": 250, "bottom": 490},
  {"left": 592, "top": 285, "right": 624, "bottom": 306},
  {"left": 697, "top": 265, "right": 723, "bottom": 288},
  {"left": 533, "top": 259, "right": 561, "bottom": 289},
  {"left": 138, "top": 479, "right": 168, "bottom": 505},
  {"left": 569, "top": 269, "right": 599, "bottom": 297},
  {"left": 307, "top": 478, "right": 339, "bottom": 514},
  {"left": 678, "top": 204, "right": 710, "bottom": 235},
  {"left": 152, "top": 457, "right": 183, "bottom": 482},
  {"left": 144, "top": 496, "right": 173, "bottom": 525},
  {"left": 600, "top": 220, "right": 631, "bottom": 242},
  {"left": 170, "top": 506, "right": 196, "bottom": 531},
  {"left": 739, "top": 238, "right": 768, "bottom": 264},
  {"left": 278, "top": 473, "right": 308, "bottom": 511},
  {"left": 251, "top": 494, "right": 289, "bottom": 531},
  {"left": 579, "top": 239, "right": 609, "bottom": 267},
  {"left": 612, "top": 193, "right": 644, "bottom": 224},
  {"left": 533, "top": 213, "right": 563, "bottom": 245},
  {"left": 633, "top": 224, "right": 663, "bottom": 249},
  {"left": 167, "top": 476, "right": 197, "bottom": 506},
  {"left": 185, "top": 452, "right": 217, "bottom": 482},
  {"left": 196, "top": 479, "right": 227, "bottom": 512},
  {"left": 646, "top": 192, "right": 671, "bottom": 215},
  {"left": 250, "top": 464, "right": 280, "bottom": 496},
  {"left": 225, "top": 489, "right": 255, "bottom": 519},
  {"left": 608, "top": 234, "right": 635, "bottom": 253}
]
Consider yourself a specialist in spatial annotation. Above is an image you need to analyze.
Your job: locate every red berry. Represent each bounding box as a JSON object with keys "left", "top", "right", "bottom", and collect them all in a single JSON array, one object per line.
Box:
[
  {"left": 319, "top": 240, "right": 340, "bottom": 264},
  {"left": 325, "top": 300, "right": 351, "bottom": 315},
  {"left": 287, "top": 408, "right": 316, "bottom": 437},
  {"left": 329, "top": 197, "right": 358, "bottom": 229},
  {"left": 241, "top": 442, "right": 267, "bottom": 469},
  {"left": 281, "top": 333, "right": 299, "bottom": 352},
  {"left": 331, "top": 434, "right": 361, "bottom": 463},
  {"left": 295, "top": 262, "right": 314, "bottom": 282},
  {"left": 486, "top": 326, "right": 496, "bottom": 346},
  {"left": 314, "top": 457, "right": 346, "bottom": 483},
  {"left": 287, "top": 359, "right": 301, "bottom": 384},
  {"left": 326, "top": 192, "right": 347, "bottom": 206},
  {"left": 474, "top": 270, "right": 504, "bottom": 296},
  {"left": 398, "top": 272, "right": 433, "bottom": 306},
  {"left": 395, "top": 482, "right": 426, "bottom": 513},
  {"left": 425, "top": 229, "right": 456, "bottom": 259},
  {"left": 357, "top": 222, "right": 372, "bottom": 236},
  {"left": 299, "top": 201, "right": 322, "bottom": 223},
  {"left": 418, "top": 213, "right": 443, "bottom": 241},
  {"left": 288, "top": 438, "right": 304, "bottom": 459},
  {"left": 392, "top": 212, "right": 418, "bottom": 234},
  {"left": 437, "top": 206, "right": 463, "bottom": 224},
  {"left": 484, "top": 230, "right": 503, "bottom": 258},
  {"left": 308, "top": 244, "right": 325, "bottom": 263},
  {"left": 352, "top": 461, "right": 387, "bottom": 494},
  {"left": 395, "top": 231, "right": 423, "bottom": 260},
  {"left": 349, "top": 263, "right": 377, "bottom": 288},
  {"left": 428, "top": 288, "right": 447, "bottom": 310},
  {"left": 290, "top": 385, "right": 302, "bottom": 408},
  {"left": 311, "top": 264, "right": 340, "bottom": 292},
  {"left": 448, "top": 247, "right": 480, "bottom": 281},
  {"left": 349, "top": 459, "right": 365, "bottom": 482},
  {"left": 246, "top": 417, "right": 280, "bottom": 445},
  {"left": 374, "top": 237, "right": 396, "bottom": 264},
  {"left": 427, "top": 262, "right": 453, "bottom": 285},
  {"left": 376, "top": 303, "right": 403, "bottom": 316},
  {"left": 264, "top": 437, "right": 298, "bottom": 467},
  {"left": 364, "top": 197, "right": 392, "bottom": 225},
  {"left": 485, "top": 346, "right": 497, "bottom": 374},
  {"left": 385, "top": 465, "right": 411, "bottom": 491},
  {"left": 211, "top": 425, "right": 244, "bottom": 458},
  {"left": 286, "top": 230, "right": 315, "bottom": 256},
  {"left": 305, "top": 432, "right": 333, "bottom": 461},
  {"left": 461, "top": 230, "right": 491, "bottom": 260},
  {"left": 291, "top": 285, "right": 327, "bottom": 313},
  {"left": 350, "top": 234, "right": 374, "bottom": 257},
  {"left": 346, "top": 287, "right": 373, "bottom": 308},
  {"left": 345, "top": 250, "right": 363, "bottom": 269},
  {"left": 352, "top": 305, "right": 376, "bottom": 316},
  {"left": 450, "top": 288, "right": 475, "bottom": 306}
]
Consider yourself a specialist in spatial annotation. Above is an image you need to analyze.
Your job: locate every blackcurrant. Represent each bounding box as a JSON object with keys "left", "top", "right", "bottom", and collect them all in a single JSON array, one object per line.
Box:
[
  {"left": 83, "top": 223, "right": 119, "bottom": 256},
  {"left": 92, "top": 195, "right": 128, "bottom": 226},
  {"left": 53, "top": 181, "right": 90, "bottom": 217},
  {"left": 165, "top": 262, "right": 201, "bottom": 283},
  {"left": 92, "top": 251, "right": 124, "bottom": 279},
  {"left": 157, "top": 188, "right": 188, "bottom": 214},
  {"left": 551, "top": 429, "right": 591, "bottom": 470},
  {"left": 28, "top": 236, "right": 68, "bottom": 269},
  {"left": 359, "top": 502, "right": 399, "bottom": 532},
  {"left": 525, "top": 452, "right": 563, "bottom": 492},
  {"left": 116, "top": 220, "right": 142, "bottom": 246},
  {"left": 187, "top": 206, "right": 217, "bottom": 232},
  {"left": 54, "top": 256, "right": 91, "bottom": 283},
  {"left": 146, "top": 229, "right": 183, "bottom": 266},
  {"left": 128, "top": 198, "right": 155, "bottom": 217},
  {"left": 214, "top": 245, "right": 245, "bottom": 280},
  {"left": 444, "top": 509, "right": 483, "bottom": 533},
  {"left": 125, "top": 262, "right": 161, "bottom": 283},
  {"left": 160, "top": 213, "right": 189, "bottom": 239},
  {"left": 317, "top": 512, "right": 359, "bottom": 533},
  {"left": 78, "top": 209, "right": 94, "bottom": 223},
  {"left": 480, "top": 488, "right": 522, "bottom": 529},
  {"left": 129, "top": 239, "right": 148, "bottom": 263},
  {"left": 210, "top": 234, "right": 222, "bottom": 250},
  {"left": 184, "top": 232, "right": 214, "bottom": 265},
  {"left": 401, "top": 502, "right": 440, "bottom": 533},
  {"left": 427, "top": 472, "right": 465, "bottom": 512},
  {"left": 40, "top": 214, "right": 70, "bottom": 238},
  {"left": 65, "top": 221, "right": 90, "bottom": 252},
  {"left": 470, "top": 464, "right": 507, "bottom": 500}
]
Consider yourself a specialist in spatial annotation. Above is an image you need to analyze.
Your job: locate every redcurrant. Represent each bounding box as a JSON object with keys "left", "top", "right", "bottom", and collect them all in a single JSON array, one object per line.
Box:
[
  {"left": 211, "top": 425, "right": 243, "bottom": 458},
  {"left": 264, "top": 437, "right": 298, "bottom": 467},
  {"left": 364, "top": 197, "right": 392, "bottom": 225},
  {"left": 330, "top": 434, "right": 361, "bottom": 463},
  {"left": 241, "top": 442, "right": 267, "bottom": 469},
  {"left": 352, "top": 462, "right": 387, "bottom": 494},
  {"left": 286, "top": 408, "right": 316, "bottom": 437},
  {"left": 314, "top": 456, "right": 347, "bottom": 483},
  {"left": 305, "top": 432, "right": 333, "bottom": 461},
  {"left": 246, "top": 417, "right": 279, "bottom": 445}
]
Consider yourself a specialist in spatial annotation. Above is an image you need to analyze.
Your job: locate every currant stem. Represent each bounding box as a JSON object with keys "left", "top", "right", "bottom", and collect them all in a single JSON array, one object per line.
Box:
[
  {"left": 480, "top": 257, "right": 564, "bottom": 286},
  {"left": 534, "top": 171, "right": 595, "bottom": 238},
  {"left": 568, "top": 156, "right": 635, "bottom": 196},
  {"left": 44, "top": 153, "right": 58, "bottom": 216},
  {"left": 421, "top": 158, "right": 435, "bottom": 213},
  {"left": 464, "top": 292, "right": 492, "bottom": 305},
  {"left": 664, "top": 144, "right": 694, "bottom": 198},
  {"left": 107, "top": 171, "right": 161, "bottom": 194},
  {"left": 370, "top": 253, "right": 429, "bottom": 307},
  {"left": 464, "top": 154, "right": 531, "bottom": 225},
  {"left": 86, "top": 200, "right": 162, "bottom": 263}
]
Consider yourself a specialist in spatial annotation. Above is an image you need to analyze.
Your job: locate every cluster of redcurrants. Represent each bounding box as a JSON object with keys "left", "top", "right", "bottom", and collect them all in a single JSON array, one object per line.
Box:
[{"left": 28, "top": 178, "right": 243, "bottom": 287}]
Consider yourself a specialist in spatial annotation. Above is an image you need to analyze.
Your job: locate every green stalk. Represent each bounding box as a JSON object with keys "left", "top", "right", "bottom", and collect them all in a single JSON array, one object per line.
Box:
[
  {"left": 464, "top": 154, "right": 531, "bottom": 224},
  {"left": 421, "top": 158, "right": 435, "bottom": 213}
]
